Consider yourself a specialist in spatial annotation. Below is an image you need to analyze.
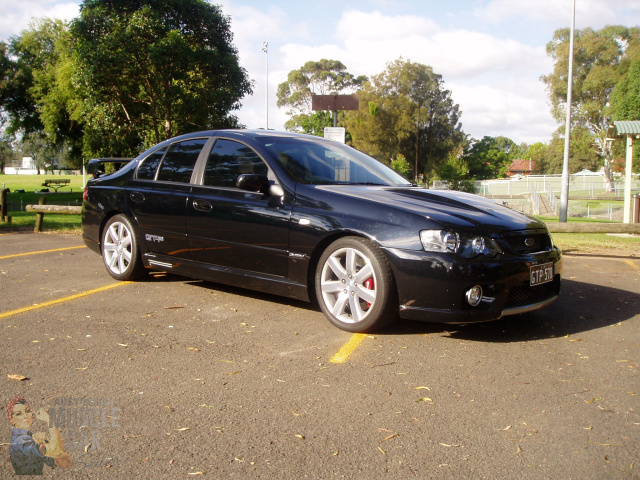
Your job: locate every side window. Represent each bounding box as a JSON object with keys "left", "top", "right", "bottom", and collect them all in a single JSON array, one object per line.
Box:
[
  {"left": 157, "top": 138, "right": 208, "bottom": 183},
  {"left": 136, "top": 148, "right": 166, "bottom": 180},
  {"left": 203, "top": 139, "right": 268, "bottom": 188}
]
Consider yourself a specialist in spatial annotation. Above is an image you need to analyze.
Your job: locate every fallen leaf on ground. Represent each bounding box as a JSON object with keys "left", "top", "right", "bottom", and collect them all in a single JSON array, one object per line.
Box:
[
  {"left": 381, "top": 433, "right": 398, "bottom": 442},
  {"left": 117, "top": 343, "right": 129, "bottom": 347},
  {"left": 440, "top": 443, "right": 461, "bottom": 447},
  {"left": 7, "top": 374, "right": 26, "bottom": 381},
  {"left": 416, "top": 397, "right": 433, "bottom": 403},
  {"left": 174, "top": 427, "right": 191, "bottom": 432},
  {"left": 165, "top": 306, "right": 185, "bottom": 309},
  {"left": 413, "top": 386, "right": 431, "bottom": 390}
]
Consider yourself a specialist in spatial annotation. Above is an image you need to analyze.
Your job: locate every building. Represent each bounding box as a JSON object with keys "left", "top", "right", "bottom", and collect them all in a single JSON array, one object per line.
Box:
[{"left": 507, "top": 159, "right": 538, "bottom": 177}]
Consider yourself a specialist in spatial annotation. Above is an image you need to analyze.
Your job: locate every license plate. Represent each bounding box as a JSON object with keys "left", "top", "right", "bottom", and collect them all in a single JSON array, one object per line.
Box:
[{"left": 530, "top": 262, "right": 554, "bottom": 286}]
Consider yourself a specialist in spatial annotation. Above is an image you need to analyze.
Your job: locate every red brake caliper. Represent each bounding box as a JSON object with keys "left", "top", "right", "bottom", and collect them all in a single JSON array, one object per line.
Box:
[{"left": 364, "top": 278, "right": 374, "bottom": 309}]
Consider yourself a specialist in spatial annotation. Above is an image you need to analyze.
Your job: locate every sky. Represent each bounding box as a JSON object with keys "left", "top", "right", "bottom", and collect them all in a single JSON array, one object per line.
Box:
[{"left": 2, "top": 0, "right": 640, "bottom": 145}]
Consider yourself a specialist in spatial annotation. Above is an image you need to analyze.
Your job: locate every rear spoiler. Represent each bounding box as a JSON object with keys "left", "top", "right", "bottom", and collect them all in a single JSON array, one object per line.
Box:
[{"left": 86, "top": 158, "right": 134, "bottom": 177}]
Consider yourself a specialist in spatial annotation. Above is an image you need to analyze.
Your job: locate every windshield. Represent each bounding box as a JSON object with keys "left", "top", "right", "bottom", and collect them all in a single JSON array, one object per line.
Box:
[{"left": 257, "top": 136, "right": 412, "bottom": 186}]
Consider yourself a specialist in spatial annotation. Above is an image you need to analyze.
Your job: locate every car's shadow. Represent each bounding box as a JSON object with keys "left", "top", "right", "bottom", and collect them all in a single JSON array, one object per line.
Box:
[
  {"left": 385, "top": 279, "right": 640, "bottom": 342},
  {"left": 143, "top": 274, "right": 639, "bottom": 343}
]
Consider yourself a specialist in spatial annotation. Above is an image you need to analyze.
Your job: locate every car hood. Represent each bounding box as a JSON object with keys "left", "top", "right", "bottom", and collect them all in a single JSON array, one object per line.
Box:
[{"left": 315, "top": 185, "right": 545, "bottom": 233}]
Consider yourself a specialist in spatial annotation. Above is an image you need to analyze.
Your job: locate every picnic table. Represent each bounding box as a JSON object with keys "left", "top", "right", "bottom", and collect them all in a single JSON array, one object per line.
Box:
[{"left": 41, "top": 179, "right": 71, "bottom": 192}]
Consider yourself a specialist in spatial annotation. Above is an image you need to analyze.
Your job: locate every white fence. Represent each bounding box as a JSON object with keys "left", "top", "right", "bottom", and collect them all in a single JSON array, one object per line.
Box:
[{"left": 475, "top": 174, "right": 640, "bottom": 198}]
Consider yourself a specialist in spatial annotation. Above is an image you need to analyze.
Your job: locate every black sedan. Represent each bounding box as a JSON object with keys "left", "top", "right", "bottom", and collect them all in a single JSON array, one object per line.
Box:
[{"left": 82, "top": 130, "right": 562, "bottom": 332}]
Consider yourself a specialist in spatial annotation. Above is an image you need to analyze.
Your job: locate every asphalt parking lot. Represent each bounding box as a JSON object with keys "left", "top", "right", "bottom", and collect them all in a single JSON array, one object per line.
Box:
[{"left": 0, "top": 231, "right": 638, "bottom": 479}]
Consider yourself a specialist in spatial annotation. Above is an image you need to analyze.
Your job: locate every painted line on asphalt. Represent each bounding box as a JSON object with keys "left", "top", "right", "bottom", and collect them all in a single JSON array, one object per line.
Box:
[
  {"left": 0, "top": 282, "right": 131, "bottom": 320},
  {"left": 0, "top": 245, "right": 86, "bottom": 260},
  {"left": 623, "top": 259, "right": 639, "bottom": 270},
  {"left": 330, "top": 333, "right": 367, "bottom": 364}
]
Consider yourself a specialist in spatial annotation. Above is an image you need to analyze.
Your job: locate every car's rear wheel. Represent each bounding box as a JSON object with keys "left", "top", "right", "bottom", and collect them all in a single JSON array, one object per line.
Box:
[
  {"left": 102, "top": 214, "right": 146, "bottom": 281},
  {"left": 315, "top": 237, "right": 397, "bottom": 332}
]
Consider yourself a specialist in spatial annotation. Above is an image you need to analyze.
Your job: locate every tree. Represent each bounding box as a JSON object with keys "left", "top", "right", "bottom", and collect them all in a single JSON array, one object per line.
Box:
[
  {"left": 0, "top": 19, "right": 84, "bottom": 169},
  {"left": 611, "top": 59, "right": 640, "bottom": 120},
  {"left": 276, "top": 59, "right": 366, "bottom": 134},
  {"left": 545, "top": 126, "right": 601, "bottom": 174},
  {"left": 390, "top": 153, "right": 411, "bottom": 179},
  {"left": 71, "top": 0, "right": 252, "bottom": 157},
  {"left": 345, "top": 58, "right": 463, "bottom": 181},
  {"left": 542, "top": 26, "right": 640, "bottom": 191},
  {"left": 0, "top": 37, "right": 43, "bottom": 136},
  {"left": 525, "top": 142, "right": 550, "bottom": 174},
  {"left": 463, "top": 136, "right": 512, "bottom": 180},
  {"left": 436, "top": 147, "right": 476, "bottom": 193}
]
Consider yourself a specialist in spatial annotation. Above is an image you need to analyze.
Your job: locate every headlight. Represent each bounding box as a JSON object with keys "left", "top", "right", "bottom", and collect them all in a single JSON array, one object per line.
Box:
[{"left": 420, "top": 230, "right": 501, "bottom": 258}]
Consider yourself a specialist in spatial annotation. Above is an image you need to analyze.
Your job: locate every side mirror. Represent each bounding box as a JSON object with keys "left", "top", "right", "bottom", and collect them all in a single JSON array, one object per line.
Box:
[{"left": 236, "top": 174, "right": 270, "bottom": 195}]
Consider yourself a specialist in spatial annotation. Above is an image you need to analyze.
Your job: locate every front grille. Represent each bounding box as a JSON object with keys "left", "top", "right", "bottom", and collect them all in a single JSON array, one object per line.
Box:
[
  {"left": 502, "top": 233, "right": 552, "bottom": 255},
  {"left": 505, "top": 277, "right": 560, "bottom": 308}
]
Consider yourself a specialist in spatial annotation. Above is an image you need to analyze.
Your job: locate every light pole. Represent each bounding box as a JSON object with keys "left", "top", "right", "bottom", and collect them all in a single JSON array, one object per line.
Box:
[
  {"left": 262, "top": 41, "right": 269, "bottom": 130},
  {"left": 559, "top": 0, "right": 576, "bottom": 222}
]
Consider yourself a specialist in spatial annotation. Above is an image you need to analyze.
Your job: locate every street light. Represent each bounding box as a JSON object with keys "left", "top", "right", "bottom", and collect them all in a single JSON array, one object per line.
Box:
[
  {"left": 559, "top": 0, "right": 576, "bottom": 222},
  {"left": 262, "top": 41, "right": 269, "bottom": 130}
]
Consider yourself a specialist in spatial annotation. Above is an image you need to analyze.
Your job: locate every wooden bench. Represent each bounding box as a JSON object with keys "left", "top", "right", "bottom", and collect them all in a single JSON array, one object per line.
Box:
[
  {"left": 26, "top": 197, "right": 82, "bottom": 232},
  {"left": 41, "top": 179, "right": 71, "bottom": 192}
]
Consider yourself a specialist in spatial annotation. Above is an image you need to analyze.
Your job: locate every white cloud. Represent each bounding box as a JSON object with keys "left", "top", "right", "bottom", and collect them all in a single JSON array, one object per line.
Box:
[
  {"left": 0, "top": 0, "right": 79, "bottom": 41},
  {"left": 263, "top": 9, "right": 558, "bottom": 143},
  {"left": 478, "top": 0, "right": 640, "bottom": 28}
]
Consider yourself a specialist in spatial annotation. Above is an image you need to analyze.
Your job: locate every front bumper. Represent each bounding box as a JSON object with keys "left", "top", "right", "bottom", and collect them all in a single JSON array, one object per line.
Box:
[{"left": 383, "top": 246, "right": 562, "bottom": 324}]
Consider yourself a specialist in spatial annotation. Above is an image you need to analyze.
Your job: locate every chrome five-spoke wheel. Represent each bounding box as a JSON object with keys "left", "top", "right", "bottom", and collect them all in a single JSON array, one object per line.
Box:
[
  {"left": 315, "top": 237, "right": 397, "bottom": 332},
  {"left": 102, "top": 215, "right": 145, "bottom": 281}
]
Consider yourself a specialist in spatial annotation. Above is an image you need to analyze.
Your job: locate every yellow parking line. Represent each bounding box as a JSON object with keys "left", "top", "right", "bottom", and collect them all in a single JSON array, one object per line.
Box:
[
  {"left": 0, "top": 282, "right": 131, "bottom": 320},
  {"left": 330, "top": 333, "right": 367, "bottom": 364},
  {"left": 0, "top": 245, "right": 86, "bottom": 260},
  {"left": 623, "top": 259, "right": 639, "bottom": 270}
]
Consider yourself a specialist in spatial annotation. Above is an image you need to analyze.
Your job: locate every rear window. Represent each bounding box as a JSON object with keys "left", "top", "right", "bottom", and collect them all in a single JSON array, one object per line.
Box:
[
  {"left": 136, "top": 148, "right": 166, "bottom": 180},
  {"left": 156, "top": 138, "right": 208, "bottom": 183}
]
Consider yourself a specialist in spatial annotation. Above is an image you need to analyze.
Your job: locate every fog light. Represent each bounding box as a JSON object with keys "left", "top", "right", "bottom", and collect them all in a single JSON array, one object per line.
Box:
[{"left": 466, "top": 286, "right": 483, "bottom": 307}]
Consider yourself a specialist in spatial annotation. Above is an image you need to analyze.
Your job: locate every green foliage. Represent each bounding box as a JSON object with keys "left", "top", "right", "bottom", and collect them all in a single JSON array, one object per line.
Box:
[
  {"left": 10, "top": 19, "right": 84, "bottom": 168},
  {"left": 611, "top": 59, "right": 640, "bottom": 120},
  {"left": 390, "top": 154, "right": 411, "bottom": 179},
  {"left": 463, "top": 136, "right": 512, "bottom": 179},
  {"left": 525, "top": 142, "right": 549, "bottom": 174},
  {"left": 276, "top": 59, "right": 366, "bottom": 134},
  {"left": 284, "top": 111, "right": 333, "bottom": 136},
  {"left": 545, "top": 126, "right": 601, "bottom": 174},
  {"left": 345, "top": 58, "right": 464, "bottom": 181},
  {"left": 71, "top": 0, "right": 252, "bottom": 157},
  {"left": 436, "top": 151, "right": 476, "bottom": 193},
  {"left": 542, "top": 26, "right": 640, "bottom": 189}
]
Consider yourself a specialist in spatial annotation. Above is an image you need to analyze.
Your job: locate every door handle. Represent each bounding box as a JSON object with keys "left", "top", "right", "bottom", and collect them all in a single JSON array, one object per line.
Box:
[
  {"left": 193, "top": 199, "right": 213, "bottom": 212},
  {"left": 129, "top": 192, "right": 145, "bottom": 203}
]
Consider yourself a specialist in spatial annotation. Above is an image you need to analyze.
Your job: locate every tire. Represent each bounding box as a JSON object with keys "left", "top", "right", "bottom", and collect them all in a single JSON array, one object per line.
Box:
[
  {"left": 315, "top": 236, "right": 397, "bottom": 332},
  {"left": 101, "top": 214, "right": 146, "bottom": 281}
]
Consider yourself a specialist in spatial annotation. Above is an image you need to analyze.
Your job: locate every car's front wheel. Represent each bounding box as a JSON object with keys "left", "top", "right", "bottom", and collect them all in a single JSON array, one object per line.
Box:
[
  {"left": 315, "top": 237, "right": 397, "bottom": 332},
  {"left": 102, "top": 214, "right": 146, "bottom": 281}
]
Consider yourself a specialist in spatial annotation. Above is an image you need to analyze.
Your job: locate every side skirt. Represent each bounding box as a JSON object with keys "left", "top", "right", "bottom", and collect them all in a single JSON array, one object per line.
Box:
[{"left": 143, "top": 253, "right": 310, "bottom": 302}]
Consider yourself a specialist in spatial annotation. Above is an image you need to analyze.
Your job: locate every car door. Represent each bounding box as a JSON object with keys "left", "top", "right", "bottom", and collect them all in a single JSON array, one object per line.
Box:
[
  {"left": 187, "top": 137, "right": 291, "bottom": 277},
  {"left": 127, "top": 137, "right": 210, "bottom": 259}
]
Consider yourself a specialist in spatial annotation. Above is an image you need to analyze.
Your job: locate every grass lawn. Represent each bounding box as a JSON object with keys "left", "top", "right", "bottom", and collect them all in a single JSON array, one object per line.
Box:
[{"left": 1, "top": 174, "right": 84, "bottom": 232}]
